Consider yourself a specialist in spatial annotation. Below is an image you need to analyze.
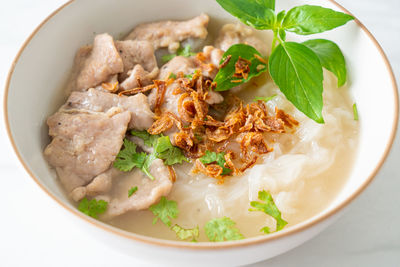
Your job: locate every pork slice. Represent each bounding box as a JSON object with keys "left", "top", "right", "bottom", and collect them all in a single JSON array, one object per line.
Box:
[
  {"left": 75, "top": 33, "right": 124, "bottom": 91},
  {"left": 115, "top": 40, "right": 158, "bottom": 81},
  {"left": 120, "top": 64, "right": 159, "bottom": 91},
  {"left": 124, "top": 14, "right": 209, "bottom": 52},
  {"left": 70, "top": 168, "right": 117, "bottom": 202},
  {"left": 100, "top": 159, "right": 173, "bottom": 219},
  {"left": 215, "top": 24, "right": 267, "bottom": 55},
  {"left": 44, "top": 111, "right": 131, "bottom": 192},
  {"left": 62, "top": 88, "right": 154, "bottom": 130},
  {"left": 158, "top": 46, "right": 224, "bottom": 80}
]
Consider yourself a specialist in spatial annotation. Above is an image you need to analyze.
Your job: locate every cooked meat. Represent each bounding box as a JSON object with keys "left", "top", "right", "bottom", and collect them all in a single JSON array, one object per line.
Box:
[
  {"left": 215, "top": 24, "right": 267, "bottom": 55},
  {"left": 124, "top": 14, "right": 209, "bottom": 52},
  {"left": 44, "top": 111, "right": 131, "bottom": 192},
  {"left": 115, "top": 40, "right": 159, "bottom": 83},
  {"left": 70, "top": 168, "right": 116, "bottom": 202},
  {"left": 62, "top": 88, "right": 154, "bottom": 130},
  {"left": 120, "top": 64, "right": 159, "bottom": 91},
  {"left": 99, "top": 159, "right": 173, "bottom": 219},
  {"left": 74, "top": 34, "right": 124, "bottom": 91},
  {"left": 158, "top": 46, "right": 224, "bottom": 80}
]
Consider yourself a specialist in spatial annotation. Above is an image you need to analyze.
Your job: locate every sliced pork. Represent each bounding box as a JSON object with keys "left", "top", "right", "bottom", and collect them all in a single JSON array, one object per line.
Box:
[
  {"left": 62, "top": 88, "right": 154, "bottom": 130},
  {"left": 44, "top": 111, "right": 131, "bottom": 192},
  {"left": 73, "top": 34, "right": 124, "bottom": 91},
  {"left": 99, "top": 159, "right": 174, "bottom": 219},
  {"left": 124, "top": 14, "right": 209, "bottom": 52}
]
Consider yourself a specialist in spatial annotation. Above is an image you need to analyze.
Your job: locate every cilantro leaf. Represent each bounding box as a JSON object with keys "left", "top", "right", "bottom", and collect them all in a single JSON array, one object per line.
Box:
[
  {"left": 149, "top": 196, "right": 179, "bottom": 227},
  {"left": 200, "top": 151, "right": 232, "bottom": 175},
  {"left": 154, "top": 136, "right": 188, "bottom": 165},
  {"left": 205, "top": 217, "right": 244, "bottom": 242},
  {"left": 113, "top": 139, "right": 138, "bottom": 172},
  {"left": 162, "top": 45, "right": 196, "bottom": 63},
  {"left": 260, "top": 226, "right": 271, "bottom": 234},
  {"left": 168, "top": 73, "right": 177, "bottom": 79},
  {"left": 128, "top": 186, "right": 138, "bottom": 197},
  {"left": 171, "top": 224, "right": 200, "bottom": 242},
  {"left": 254, "top": 94, "right": 277, "bottom": 103},
  {"left": 249, "top": 190, "right": 288, "bottom": 232},
  {"left": 353, "top": 103, "right": 359, "bottom": 121},
  {"left": 78, "top": 197, "right": 108, "bottom": 219},
  {"left": 114, "top": 139, "right": 155, "bottom": 180},
  {"left": 130, "top": 130, "right": 160, "bottom": 147}
]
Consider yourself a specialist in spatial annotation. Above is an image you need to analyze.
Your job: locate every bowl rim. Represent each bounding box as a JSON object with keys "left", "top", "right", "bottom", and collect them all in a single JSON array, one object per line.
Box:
[{"left": 3, "top": 0, "right": 399, "bottom": 249}]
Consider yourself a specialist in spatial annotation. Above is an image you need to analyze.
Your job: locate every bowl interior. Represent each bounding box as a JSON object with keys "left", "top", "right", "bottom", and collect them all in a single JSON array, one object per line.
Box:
[{"left": 5, "top": 0, "right": 398, "bottom": 245}]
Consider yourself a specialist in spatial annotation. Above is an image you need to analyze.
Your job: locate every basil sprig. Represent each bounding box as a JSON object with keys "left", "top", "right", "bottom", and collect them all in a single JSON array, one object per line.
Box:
[{"left": 216, "top": 0, "right": 354, "bottom": 123}]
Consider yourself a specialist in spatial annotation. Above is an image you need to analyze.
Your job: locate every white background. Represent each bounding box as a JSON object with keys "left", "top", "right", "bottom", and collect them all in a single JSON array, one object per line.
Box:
[{"left": 0, "top": 0, "right": 399, "bottom": 266}]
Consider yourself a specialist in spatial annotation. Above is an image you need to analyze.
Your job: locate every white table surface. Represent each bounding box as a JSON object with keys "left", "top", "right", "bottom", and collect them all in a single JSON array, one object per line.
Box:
[{"left": 0, "top": 0, "right": 399, "bottom": 266}]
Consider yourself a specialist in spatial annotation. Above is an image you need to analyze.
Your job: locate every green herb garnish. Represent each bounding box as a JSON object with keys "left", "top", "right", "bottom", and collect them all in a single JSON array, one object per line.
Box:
[
  {"left": 113, "top": 139, "right": 156, "bottom": 180},
  {"left": 168, "top": 73, "right": 177, "bottom": 79},
  {"left": 162, "top": 45, "right": 196, "bottom": 63},
  {"left": 171, "top": 224, "right": 200, "bottom": 242},
  {"left": 205, "top": 217, "right": 244, "bottom": 241},
  {"left": 200, "top": 150, "right": 232, "bottom": 175},
  {"left": 128, "top": 186, "right": 138, "bottom": 197},
  {"left": 149, "top": 196, "right": 179, "bottom": 227},
  {"left": 214, "top": 44, "right": 268, "bottom": 91},
  {"left": 216, "top": 0, "right": 354, "bottom": 123},
  {"left": 249, "top": 190, "right": 287, "bottom": 232},
  {"left": 130, "top": 130, "right": 160, "bottom": 147},
  {"left": 254, "top": 94, "right": 277, "bottom": 103},
  {"left": 153, "top": 136, "right": 189, "bottom": 165},
  {"left": 353, "top": 103, "right": 358, "bottom": 121},
  {"left": 78, "top": 197, "right": 108, "bottom": 219}
]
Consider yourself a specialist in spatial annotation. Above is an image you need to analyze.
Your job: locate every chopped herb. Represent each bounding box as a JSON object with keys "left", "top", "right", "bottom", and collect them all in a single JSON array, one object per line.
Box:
[
  {"left": 200, "top": 151, "right": 232, "bottom": 175},
  {"left": 184, "top": 73, "right": 193, "bottom": 79},
  {"left": 168, "top": 73, "right": 177, "bottom": 79},
  {"left": 149, "top": 196, "right": 179, "bottom": 227},
  {"left": 260, "top": 226, "right": 271, "bottom": 234},
  {"left": 128, "top": 186, "right": 138, "bottom": 197},
  {"left": 171, "top": 224, "right": 200, "bottom": 242},
  {"left": 249, "top": 190, "right": 288, "bottom": 232},
  {"left": 130, "top": 130, "right": 160, "bottom": 147},
  {"left": 162, "top": 45, "right": 196, "bottom": 63},
  {"left": 254, "top": 94, "right": 277, "bottom": 103},
  {"left": 205, "top": 217, "right": 244, "bottom": 242},
  {"left": 78, "top": 197, "right": 108, "bottom": 219},
  {"left": 154, "top": 136, "right": 189, "bottom": 165},
  {"left": 353, "top": 103, "right": 358, "bottom": 121},
  {"left": 114, "top": 139, "right": 156, "bottom": 180}
]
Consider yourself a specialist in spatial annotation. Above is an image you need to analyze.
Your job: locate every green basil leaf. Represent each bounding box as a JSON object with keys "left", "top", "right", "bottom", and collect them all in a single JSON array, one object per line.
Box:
[
  {"left": 216, "top": 0, "right": 276, "bottom": 30},
  {"left": 214, "top": 44, "right": 268, "bottom": 91},
  {"left": 303, "top": 39, "right": 347, "bottom": 87},
  {"left": 282, "top": 5, "right": 354, "bottom": 35},
  {"left": 269, "top": 42, "right": 324, "bottom": 123}
]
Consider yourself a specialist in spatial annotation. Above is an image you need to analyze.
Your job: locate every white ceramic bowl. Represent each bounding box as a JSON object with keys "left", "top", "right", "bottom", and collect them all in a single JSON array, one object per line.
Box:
[{"left": 4, "top": 0, "right": 398, "bottom": 266}]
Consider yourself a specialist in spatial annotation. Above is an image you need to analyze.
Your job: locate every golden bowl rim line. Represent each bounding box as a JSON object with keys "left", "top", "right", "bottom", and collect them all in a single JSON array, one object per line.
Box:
[{"left": 3, "top": 0, "right": 399, "bottom": 249}]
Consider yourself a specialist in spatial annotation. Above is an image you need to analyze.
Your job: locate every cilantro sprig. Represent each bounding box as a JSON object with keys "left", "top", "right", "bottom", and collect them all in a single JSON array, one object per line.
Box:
[
  {"left": 149, "top": 196, "right": 179, "bottom": 226},
  {"left": 78, "top": 197, "right": 108, "bottom": 219},
  {"left": 200, "top": 151, "right": 232, "bottom": 175},
  {"left": 113, "top": 139, "right": 155, "bottom": 180},
  {"left": 215, "top": 0, "right": 354, "bottom": 123},
  {"left": 153, "top": 136, "right": 189, "bottom": 165},
  {"left": 171, "top": 224, "right": 200, "bottom": 242},
  {"left": 249, "top": 190, "right": 288, "bottom": 233},
  {"left": 204, "top": 217, "right": 244, "bottom": 242},
  {"left": 162, "top": 45, "right": 196, "bottom": 63}
]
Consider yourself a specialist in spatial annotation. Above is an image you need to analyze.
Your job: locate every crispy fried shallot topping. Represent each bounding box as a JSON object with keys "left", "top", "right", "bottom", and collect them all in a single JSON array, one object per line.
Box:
[
  {"left": 146, "top": 71, "right": 299, "bottom": 180},
  {"left": 233, "top": 56, "right": 251, "bottom": 80}
]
